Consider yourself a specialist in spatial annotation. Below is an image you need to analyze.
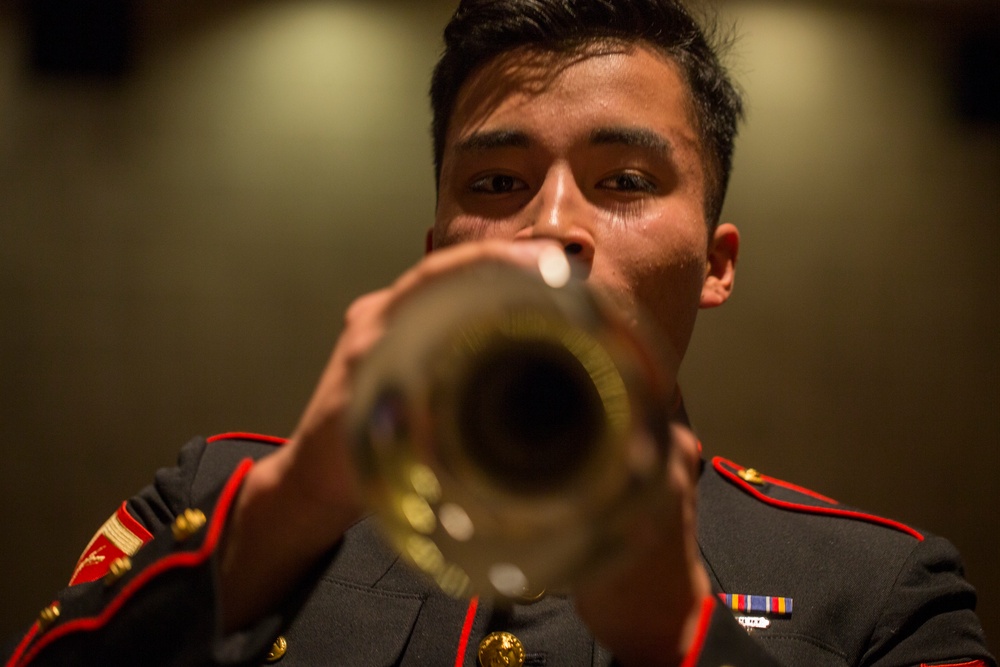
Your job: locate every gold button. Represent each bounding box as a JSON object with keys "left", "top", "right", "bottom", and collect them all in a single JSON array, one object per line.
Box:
[
  {"left": 37, "top": 602, "right": 60, "bottom": 631},
  {"left": 738, "top": 467, "right": 764, "bottom": 485},
  {"left": 478, "top": 631, "right": 525, "bottom": 667},
  {"left": 171, "top": 508, "right": 207, "bottom": 541},
  {"left": 104, "top": 556, "right": 132, "bottom": 585},
  {"left": 266, "top": 635, "right": 287, "bottom": 662}
]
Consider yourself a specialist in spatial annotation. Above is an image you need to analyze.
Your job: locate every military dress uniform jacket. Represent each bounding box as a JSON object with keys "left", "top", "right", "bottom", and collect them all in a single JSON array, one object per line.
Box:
[{"left": 5, "top": 433, "right": 995, "bottom": 667}]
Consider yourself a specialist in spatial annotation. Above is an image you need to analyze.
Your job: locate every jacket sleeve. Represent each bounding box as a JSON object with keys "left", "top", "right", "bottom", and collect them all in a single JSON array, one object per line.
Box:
[
  {"left": 863, "top": 534, "right": 995, "bottom": 667},
  {"left": 4, "top": 435, "right": 322, "bottom": 667}
]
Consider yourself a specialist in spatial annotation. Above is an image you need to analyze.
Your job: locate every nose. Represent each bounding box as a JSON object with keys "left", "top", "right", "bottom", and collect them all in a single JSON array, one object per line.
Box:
[{"left": 514, "top": 166, "right": 595, "bottom": 267}]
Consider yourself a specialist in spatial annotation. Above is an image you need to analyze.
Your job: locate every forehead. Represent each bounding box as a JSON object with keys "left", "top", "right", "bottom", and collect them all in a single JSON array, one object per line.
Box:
[{"left": 443, "top": 43, "right": 702, "bottom": 158}]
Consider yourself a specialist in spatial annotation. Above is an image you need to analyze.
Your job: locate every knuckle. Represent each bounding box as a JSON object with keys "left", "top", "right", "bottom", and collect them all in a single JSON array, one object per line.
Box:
[{"left": 344, "top": 291, "right": 387, "bottom": 325}]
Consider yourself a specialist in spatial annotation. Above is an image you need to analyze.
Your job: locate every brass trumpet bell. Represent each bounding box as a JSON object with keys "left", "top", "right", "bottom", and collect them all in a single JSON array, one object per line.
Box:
[{"left": 350, "top": 259, "right": 671, "bottom": 599}]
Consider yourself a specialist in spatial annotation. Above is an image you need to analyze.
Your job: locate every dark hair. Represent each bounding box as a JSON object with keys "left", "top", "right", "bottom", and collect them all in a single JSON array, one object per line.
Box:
[{"left": 430, "top": 0, "right": 744, "bottom": 226}]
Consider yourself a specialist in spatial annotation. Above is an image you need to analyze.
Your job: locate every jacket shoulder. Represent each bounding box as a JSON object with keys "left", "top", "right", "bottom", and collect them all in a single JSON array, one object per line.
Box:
[
  {"left": 699, "top": 457, "right": 993, "bottom": 667},
  {"left": 706, "top": 456, "right": 924, "bottom": 540},
  {"left": 184, "top": 432, "right": 288, "bottom": 506},
  {"left": 68, "top": 432, "right": 287, "bottom": 587}
]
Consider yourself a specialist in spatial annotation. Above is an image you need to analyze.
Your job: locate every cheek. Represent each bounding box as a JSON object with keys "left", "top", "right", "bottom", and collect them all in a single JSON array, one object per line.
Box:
[
  {"left": 630, "top": 266, "right": 704, "bottom": 362},
  {"left": 602, "top": 221, "right": 707, "bottom": 349},
  {"left": 628, "top": 252, "right": 704, "bottom": 322},
  {"left": 609, "top": 214, "right": 707, "bottom": 294}
]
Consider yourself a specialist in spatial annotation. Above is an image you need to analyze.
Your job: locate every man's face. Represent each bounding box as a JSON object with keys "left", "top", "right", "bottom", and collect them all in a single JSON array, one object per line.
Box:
[{"left": 432, "top": 44, "right": 735, "bottom": 372}]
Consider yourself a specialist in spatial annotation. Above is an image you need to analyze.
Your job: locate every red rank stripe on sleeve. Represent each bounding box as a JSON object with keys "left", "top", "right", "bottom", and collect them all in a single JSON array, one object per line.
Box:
[
  {"left": 8, "top": 459, "right": 253, "bottom": 667},
  {"left": 68, "top": 503, "right": 153, "bottom": 586}
]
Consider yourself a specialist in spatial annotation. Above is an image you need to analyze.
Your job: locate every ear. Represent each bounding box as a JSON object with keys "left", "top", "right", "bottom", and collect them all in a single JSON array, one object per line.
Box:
[
  {"left": 700, "top": 222, "right": 739, "bottom": 309},
  {"left": 424, "top": 227, "right": 435, "bottom": 256}
]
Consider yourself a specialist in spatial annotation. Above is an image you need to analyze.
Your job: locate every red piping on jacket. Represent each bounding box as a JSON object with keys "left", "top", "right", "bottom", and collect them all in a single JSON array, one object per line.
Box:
[
  {"left": 207, "top": 432, "right": 288, "bottom": 445},
  {"left": 4, "top": 616, "right": 40, "bottom": 667},
  {"left": 8, "top": 458, "right": 255, "bottom": 667},
  {"left": 454, "top": 596, "right": 479, "bottom": 667},
  {"left": 679, "top": 595, "right": 715, "bottom": 667},
  {"left": 713, "top": 457, "right": 924, "bottom": 541}
]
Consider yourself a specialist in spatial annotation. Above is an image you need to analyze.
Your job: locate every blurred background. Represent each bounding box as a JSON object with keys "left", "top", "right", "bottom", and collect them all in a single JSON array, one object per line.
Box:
[{"left": 1, "top": 0, "right": 997, "bottom": 651}]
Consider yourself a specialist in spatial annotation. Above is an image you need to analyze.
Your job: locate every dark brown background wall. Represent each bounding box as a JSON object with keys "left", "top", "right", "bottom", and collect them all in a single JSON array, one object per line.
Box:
[{"left": 1, "top": 0, "right": 997, "bottom": 651}]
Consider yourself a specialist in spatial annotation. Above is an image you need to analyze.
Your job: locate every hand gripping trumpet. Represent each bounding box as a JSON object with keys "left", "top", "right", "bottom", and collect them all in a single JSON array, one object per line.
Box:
[{"left": 349, "top": 251, "right": 675, "bottom": 600}]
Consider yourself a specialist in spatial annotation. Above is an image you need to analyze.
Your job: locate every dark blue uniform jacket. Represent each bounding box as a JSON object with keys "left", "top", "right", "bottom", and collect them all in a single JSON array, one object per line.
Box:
[{"left": 5, "top": 434, "right": 994, "bottom": 666}]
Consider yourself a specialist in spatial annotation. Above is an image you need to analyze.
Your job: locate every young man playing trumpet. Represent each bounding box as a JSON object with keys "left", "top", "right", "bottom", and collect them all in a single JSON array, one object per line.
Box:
[{"left": 6, "top": 1, "right": 993, "bottom": 665}]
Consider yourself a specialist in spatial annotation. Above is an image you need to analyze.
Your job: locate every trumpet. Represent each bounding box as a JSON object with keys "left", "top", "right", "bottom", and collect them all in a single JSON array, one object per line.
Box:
[{"left": 350, "top": 255, "right": 673, "bottom": 600}]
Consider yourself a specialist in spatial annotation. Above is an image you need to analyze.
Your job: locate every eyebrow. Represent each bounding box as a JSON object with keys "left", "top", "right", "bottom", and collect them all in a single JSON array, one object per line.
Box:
[
  {"left": 454, "top": 129, "right": 532, "bottom": 153},
  {"left": 590, "top": 126, "right": 672, "bottom": 158},
  {"left": 452, "top": 125, "right": 673, "bottom": 157}
]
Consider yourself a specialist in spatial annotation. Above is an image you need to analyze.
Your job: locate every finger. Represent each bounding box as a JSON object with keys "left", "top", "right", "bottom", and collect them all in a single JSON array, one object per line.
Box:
[
  {"left": 667, "top": 421, "right": 701, "bottom": 489},
  {"left": 337, "top": 289, "right": 395, "bottom": 369},
  {"left": 390, "top": 238, "right": 561, "bottom": 296}
]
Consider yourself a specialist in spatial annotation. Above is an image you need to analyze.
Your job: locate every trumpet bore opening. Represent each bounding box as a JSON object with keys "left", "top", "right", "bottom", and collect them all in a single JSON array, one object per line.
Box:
[{"left": 457, "top": 339, "right": 606, "bottom": 494}]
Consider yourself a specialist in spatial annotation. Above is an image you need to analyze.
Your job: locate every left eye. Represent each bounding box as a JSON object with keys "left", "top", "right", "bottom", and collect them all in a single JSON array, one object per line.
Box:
[
  {"left": 597, "top": 172, "right": 657, "bottom": 193},
  {"left": 469, "top": 174, "right": 527, "bottom": 194}
]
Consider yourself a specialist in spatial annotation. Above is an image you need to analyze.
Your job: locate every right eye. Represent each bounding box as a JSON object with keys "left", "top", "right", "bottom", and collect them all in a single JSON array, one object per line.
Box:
[{"left": 469, "top": 174, "right": 528, "bottom": 194}]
